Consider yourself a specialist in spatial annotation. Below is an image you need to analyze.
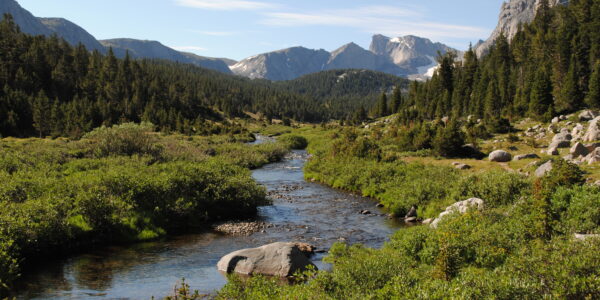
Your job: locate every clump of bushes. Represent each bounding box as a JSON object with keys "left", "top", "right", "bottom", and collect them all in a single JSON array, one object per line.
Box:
[
  {"left": 278, "top": 134, "right": 308, "bottom": 150},
  {"left": 82, "top": 122, "right": 163, "bottom": 159}
]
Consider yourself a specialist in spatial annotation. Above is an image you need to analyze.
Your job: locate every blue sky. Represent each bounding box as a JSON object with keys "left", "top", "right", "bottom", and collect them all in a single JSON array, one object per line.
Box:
[{"left": 18, "top": 0, "right": 504, "bottom": 61}]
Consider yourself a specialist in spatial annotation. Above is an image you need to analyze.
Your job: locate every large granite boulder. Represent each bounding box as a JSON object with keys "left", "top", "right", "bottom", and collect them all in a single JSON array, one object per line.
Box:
[
  {"left": 430, "top": 198, "right": 484, "bottom": 228},
  {"left": 570, "top": 142, "right": 589, "bottom": 157},
  {"left": 550, "top": 131, "right": 572, "bottom": 148},
  {"left": 217, "top": 242, "right": 316, "bottom": 277},
  {"left": 489, "top": 150, "right": 512, "bottom": 162},
  {"left": 583, "top": 116, "right": 600, "bottom": 142},
  {"left": 579, "top": 110, "right": 599, "bottom": 122}
]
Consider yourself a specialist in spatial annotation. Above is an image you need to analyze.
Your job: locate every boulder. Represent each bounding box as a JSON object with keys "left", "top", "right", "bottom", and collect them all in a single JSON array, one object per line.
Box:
[
  {"left": 583, "top": 148, "right": 600, "bottom": 165},
  {"left": 586, "top": 143, "right": 600, "bottom": 153},
  {"left": 513, "top": 153, "right": 540, "bottom": 161},
  {"left": 422, "top": 218, "right": 434, "bottom": 225},
  {"left": 489, "top": 150, "right": 512, "bottom": 162},
  {"left": 574, "top": 233, "right": 600, "bottom": 241},
  {"left": 551, "top": 117, "right": 560, "bottom": 124},
  {"left": 570, "top": 142, "right": 589, "bottom": 157},
  {"left": 572, "top": 123, "right": 585, "bottom": 137},
  {"left": 404, "top": 217, "right": 418, "bottom": 223},
  {"left": 583, "top": 116, "right": 600, "bottom": 142},
  {"left": 405, "top": 206, "right": 418, "bottom": 218},
  {"left": 455, "top": 163, "right": 472, "bottom": 170},
  {"left": 546, "top": 146, "right": 559, "bottom": 156},
  {"left": 430, "top": 198, "right": 484, "bottom": 229},
  {"left": 550, "top": 132, "right": 572, "bottom": 148},
  {"left": 217, "top": 242, "right": 317, "bottom": 277},
  {"left": 579, "top": 110, "right": 598, "bottom": 122},
  {"left": 535, "top": 160, "right": 553, "bottom": 177}
]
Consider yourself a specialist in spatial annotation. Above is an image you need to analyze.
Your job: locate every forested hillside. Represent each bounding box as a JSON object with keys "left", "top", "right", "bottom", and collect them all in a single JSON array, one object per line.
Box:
[{"left": 392, "top": 0, "right": 599, "bottom": 128}]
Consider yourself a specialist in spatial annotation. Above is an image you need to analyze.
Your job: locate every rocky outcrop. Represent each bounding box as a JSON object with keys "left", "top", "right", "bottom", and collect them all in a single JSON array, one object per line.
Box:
[
  {"left": 217, "top": 242, "right": 316, "bottom": 277},
  {"left": 579, "top": 110, "right": 599, "bottom": 122},
  {"left": 489, "top": 150, "right": 512, "bottom": 162},
  {"left": 430, "top": 198, "right": 484, "bottom": 228},
  {"left": 476, "top": 0, "right": 568, "bottom": 57}
]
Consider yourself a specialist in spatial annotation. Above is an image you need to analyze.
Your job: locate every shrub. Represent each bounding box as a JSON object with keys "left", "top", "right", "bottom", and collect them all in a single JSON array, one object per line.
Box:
[
  {"left": 277, "top": 134, "right": 308, "bottom": 149},
  {"left": 82, "top": 122, "right": 163, "bottom": 158}
]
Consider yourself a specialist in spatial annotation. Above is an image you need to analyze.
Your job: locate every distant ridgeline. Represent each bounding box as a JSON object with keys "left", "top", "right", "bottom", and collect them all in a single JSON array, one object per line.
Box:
[
  {"left": 0, "top": 14, "right": 408, "bottom": 138},
  {"left": 391, "top": 0, "right": 599, "bottom": 126}
]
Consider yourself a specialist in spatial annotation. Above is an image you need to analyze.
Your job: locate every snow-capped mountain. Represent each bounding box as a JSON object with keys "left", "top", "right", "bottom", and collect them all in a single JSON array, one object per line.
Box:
[{"left": 232, "top": 35, "right": 460, "bottom": 81}]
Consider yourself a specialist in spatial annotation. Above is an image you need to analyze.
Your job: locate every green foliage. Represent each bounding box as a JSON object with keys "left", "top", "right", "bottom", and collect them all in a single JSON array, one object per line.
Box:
[
  {"left": 432, "top": 121, "right": 465, "bottom": 157},
  {"left": 83, "top": 122, "right": 163, "bottom": 158},
  {"left": 277, "top": 134, "right": 308, "bottom": 150}
]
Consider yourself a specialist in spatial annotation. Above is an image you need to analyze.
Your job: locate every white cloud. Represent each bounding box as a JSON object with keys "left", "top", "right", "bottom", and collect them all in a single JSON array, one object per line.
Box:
[
  {"left": 175, "top": 0, "right": 274, "bottom": 10},
  {"left": 171, "top": 46, "right": 207, "bottom": 52},
  {"left": 260, "top": 5, "right": 488, "bottom": 41}
]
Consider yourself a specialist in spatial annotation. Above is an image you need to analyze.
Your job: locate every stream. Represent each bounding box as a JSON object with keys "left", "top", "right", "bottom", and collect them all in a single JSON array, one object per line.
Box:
[{"left": 14, "top": 145, "right": 402, "bottom": 299}]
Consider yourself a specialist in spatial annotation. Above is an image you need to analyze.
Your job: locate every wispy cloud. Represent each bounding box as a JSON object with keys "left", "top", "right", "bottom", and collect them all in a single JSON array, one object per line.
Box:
[
  {"left": 171, "top": 46, "right": 207, "bottom": 52},
  {"left": 175, "top": 0, "right": 275, "bottom": 11},
  {"left": 260, "top": 5, "right": 488, "bottom": 41}
]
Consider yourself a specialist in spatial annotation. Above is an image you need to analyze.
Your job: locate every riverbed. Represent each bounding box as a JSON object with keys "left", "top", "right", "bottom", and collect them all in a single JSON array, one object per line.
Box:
[{"left": 14, "top": 149, "right": 401, "bottom": 299}]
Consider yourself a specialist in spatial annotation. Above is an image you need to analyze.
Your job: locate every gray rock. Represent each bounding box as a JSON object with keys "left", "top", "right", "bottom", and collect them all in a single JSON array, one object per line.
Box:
[
  {"left": 550, "top": 132, "right": 572, "bottom": 148},
  {"left": 579, "top": 110, "right": 599, "bottom": 122},
  {"left": 574, "top": 233, "right": 600, "bottom": 241},
  {"left": 430, "top": 198, "right": 484, "bottom": 228},
  {"left": 583, "top": 148, "right": 600, "bottom": 165},
  {"left": 583, "top": 116, "right": 600, "bottom": 142},
  {"left": 489, "top": 150, "right": 512, "bottom": 162},
  {"left": 217, "top": 242, "right": 317, "bottom": 277},
  {"left": 455, "top": 163, "right": 472, "bottom": 170},
  {"left": 513, "top": 153, "right": 540, "bottom": 161},
  {"left": 422, "top": 218, "right": 434, "bottom": 225},
  {"left": 535, "top": 160, "right": 553, "bottom": 177},
  {"left": 404, "top": 217, "right": 418, "bottom": 223},
  {"left": 546, "top": 146, "right": 559, "bottom": 156},
  {"left": 570, "top": 142, "right": 589, "bottom": 157},
  {"left": 551, "top": 117, "right": 560, "bottom": 124},
  {"left": 405, "top": 206, "right": 418, "bottom": 218}
]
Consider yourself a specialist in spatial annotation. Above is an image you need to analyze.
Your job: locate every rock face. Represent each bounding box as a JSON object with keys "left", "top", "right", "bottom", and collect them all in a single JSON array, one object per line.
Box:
[
  {"left": 489, "top": 150, "right": 512, "bottom": 162},
  {"left": 100, "top": 39, "right": 233, "bottom": 74},
  {"left": 231, "top": 35, "right": 459, "bottom": 81},
  {"left": 431, "top": 198, "right": 484, "bottom": 228},
  {"left": 583, "top": 117, "right": 600, "bottom": 142},
  {"left": 39, "top": 18, "right": 105, "bottom": 53},
  {"left": 476, "top": 0, "right": 568, "bottom": 57},
  {"left": 217, "top": 242, "right": 316, "bottom": 277}
]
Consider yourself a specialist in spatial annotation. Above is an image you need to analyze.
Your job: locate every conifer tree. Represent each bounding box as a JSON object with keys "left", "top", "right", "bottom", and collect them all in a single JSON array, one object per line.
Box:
[
  {"left": 32, "top": 91, "right": 50, "bottom": 138},
  {"left": 391, "top": 87, "right": 402, "bottom": 114},
  {"left": 586, "top": 61, "right": 600, "bottom": 108}
]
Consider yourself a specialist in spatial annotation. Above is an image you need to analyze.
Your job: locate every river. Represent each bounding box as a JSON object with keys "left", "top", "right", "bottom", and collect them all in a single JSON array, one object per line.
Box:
[{"left": 14, "top": 147, "right": 402, "bottom": 299}]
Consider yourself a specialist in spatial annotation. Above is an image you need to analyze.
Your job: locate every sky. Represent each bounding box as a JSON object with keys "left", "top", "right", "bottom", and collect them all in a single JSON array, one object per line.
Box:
[{"left": 18, "top": 0, "right": 505, "bottom": 61}]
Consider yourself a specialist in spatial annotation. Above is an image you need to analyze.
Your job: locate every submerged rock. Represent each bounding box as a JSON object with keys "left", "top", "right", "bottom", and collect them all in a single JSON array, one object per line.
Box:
[{"left": 217, "top": 242, "right": 317, "bottom": 277}]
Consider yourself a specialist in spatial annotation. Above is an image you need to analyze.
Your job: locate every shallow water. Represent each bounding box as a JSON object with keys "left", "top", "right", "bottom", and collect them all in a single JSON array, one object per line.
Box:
[{"left": 14, "top": 150, "right": 401, "bottom": 299}]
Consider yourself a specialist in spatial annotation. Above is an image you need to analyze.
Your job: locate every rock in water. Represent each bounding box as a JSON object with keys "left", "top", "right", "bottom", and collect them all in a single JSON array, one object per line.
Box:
[
  {"left": 489, "top": 150, "right": 512, "bottom": 162},
  {"left": 217, "top": 242, "right": 317, "bottom": 277}
]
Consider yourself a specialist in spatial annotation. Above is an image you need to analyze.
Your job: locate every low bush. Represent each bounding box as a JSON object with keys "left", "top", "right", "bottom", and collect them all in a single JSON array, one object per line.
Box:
[{"left": 278, "top": 134, "right": 308, "bottom": 150}]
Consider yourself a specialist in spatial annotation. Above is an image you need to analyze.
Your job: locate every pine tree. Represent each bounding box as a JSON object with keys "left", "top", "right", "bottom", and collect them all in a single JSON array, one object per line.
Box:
[
  {"left": 529, "top": 69, "right": 553, "bottom": 120},
  {"left": 32, "top": 91, "right": 50, "bottom": 138},
  {"left": 586, "top": 60, "right": 600, "bottom": 108},
  {"left": 391, "top": 87, "right": 402, "bottom": 114},
  {"left": 377, "top": 93, "right": 388, "bottom": 118}
]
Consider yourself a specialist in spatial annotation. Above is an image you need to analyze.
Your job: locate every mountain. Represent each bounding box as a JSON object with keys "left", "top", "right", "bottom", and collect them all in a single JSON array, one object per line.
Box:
[
  {"left": 0, "top": 0, "right": 234, "bottom": 74},
  {"left": 100, "top": 39, "right": 232, "bottom": 74},
  {"left": 476, "top": 0, "right": 569, "bottom": 56},
  {"left": 231, "top": 47, "right": 331, "bottom": 80},
  {"left": 0, "top": 0, "right": 53, "bottom": 36},
  {"left": 232, "top": 35, "right": 459, "bottom": 81},
  {"left": 39, "top": 18, "right": 105, "bottom": 52}
]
